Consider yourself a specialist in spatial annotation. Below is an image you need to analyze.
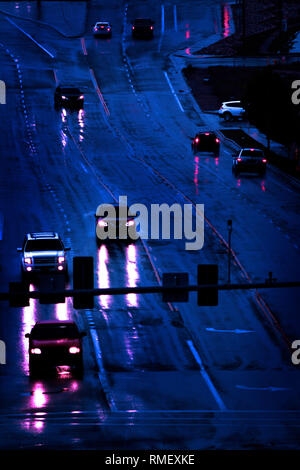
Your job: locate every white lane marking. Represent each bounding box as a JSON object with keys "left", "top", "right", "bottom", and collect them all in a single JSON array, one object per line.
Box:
[
  {"left": 158, "top": 4, "right": 165, "bottom": 52},
  {"left": 206, "top": 327, "right": 255, "bottom": 334},
  {"left": 88, "top": 323, "right": 117, "bottom": 411},
  {"left": 236, "top": 385, "right": 290, "bottom": 392},
  {"left": 163, "top": 71, "right": 184, "bottom": 113},
  {"left": 5, "top": 17, "right": 55, "bottom": 58},
  {"left": 187, "top": 340, "right": 226, "bottom": 411},
  {"left": 174, "top": 4, "right": 178, "bottom": 32},
  {"left": 0, "top": 213, "right": 3, "bottom": 240}
]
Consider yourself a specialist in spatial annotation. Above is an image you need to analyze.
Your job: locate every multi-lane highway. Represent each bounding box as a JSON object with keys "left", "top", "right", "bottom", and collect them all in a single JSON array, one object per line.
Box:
[{"left": 0, "top": 0, "right": 300, "bottom": 449}]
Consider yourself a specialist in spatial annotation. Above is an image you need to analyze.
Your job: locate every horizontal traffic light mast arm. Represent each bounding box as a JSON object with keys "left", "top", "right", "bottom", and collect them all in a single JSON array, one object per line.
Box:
[{"left": 2, "top": 280, "right": 300, "bottom": 301}]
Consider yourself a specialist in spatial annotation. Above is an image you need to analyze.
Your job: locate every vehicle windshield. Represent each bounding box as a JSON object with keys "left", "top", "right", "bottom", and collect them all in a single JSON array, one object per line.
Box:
[
  {"left": 241, "top": 150, "right": 264, "bottom": 157},
  {"left": 25, "top": 239, "right": 63, "bottom": 251},
  {"left": 134, "top": 19, "right": 153, "bottom": 25},
  {"left": 31, "top": 324, "right": 79, "bottom": 340},
  {"left": 97, "top": 206, "right": 136, "bottom": 219}
]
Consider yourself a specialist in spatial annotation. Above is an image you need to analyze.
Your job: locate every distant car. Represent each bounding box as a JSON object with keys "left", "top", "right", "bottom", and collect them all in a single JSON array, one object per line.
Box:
[
  {"left": 25, "top": 321, "right": 86, "bottom": 377},
  {"left": 93, "top": 21, "right": 112, "bottom": 37},
  {"left": 132, "top": 18, "right": 154, "bottom": 39},
  {"left": 17, "top": 232, "right": 70, "bottom": 279},
  {"left": 54, "top": 86, "right": 84, "bottom": 109},
  {"left": 95, "top": 203, "right": 137, "bottom": 245},
  {"left": 232, "top": 148, "right": 267, "bottom": 176},
  {"left": 219, "top": 101, "right": 246, "bottom": 121},
  {"left": 192, "top": 131, "right": 220, "bottom": 155}
]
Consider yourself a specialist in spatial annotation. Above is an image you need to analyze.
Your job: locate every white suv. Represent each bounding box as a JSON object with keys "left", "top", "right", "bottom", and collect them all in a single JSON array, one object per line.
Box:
[
  {"left": 219, "top": 101, "right": 246, "bottom": 121},
  {"left": 18, "top": 232, "right": 70, "bottom": 279}
]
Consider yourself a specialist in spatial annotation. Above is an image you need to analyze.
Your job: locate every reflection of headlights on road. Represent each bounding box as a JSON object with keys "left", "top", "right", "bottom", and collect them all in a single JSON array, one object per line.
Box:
[
  {"left": 24, "top": 257, "right": 32, "bottom": 264},
  {"left": 98, "top": 220, "right": 108, "bottom": 227},
  {"left": 31, "top": 348, "right": 41, "bottom": 355},
  {"left": 69, "top": 347, "right": 80, "bottom": 354}
]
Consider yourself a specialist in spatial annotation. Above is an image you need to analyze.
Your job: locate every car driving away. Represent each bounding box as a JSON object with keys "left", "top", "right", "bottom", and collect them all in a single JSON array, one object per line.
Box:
[
  {"left": 219, "top": 101, "right": 246, "bottom": 121},
  {"left": 232, "top": 148, "right": 267, "bottom": 176},
  {"left": 54, "top": 86, "right": 84, "bottom": 109},
  {"left": 25, "top": 321, "right": 86, "bottom": 378},
  {"left": 93, "top": 21, "right": 112, "bottom": 37},
  {"left": 192, "top": 131, "right": 220, "bottom": 156},
  {"left": 132, "top": 18, "right": 154, "bottom": 39},
  {"left": 18, "top": 232, "right": 70, "bottom": 280},
  {"left": 95, "top": 203, "right": 137, "bottom": 245}
]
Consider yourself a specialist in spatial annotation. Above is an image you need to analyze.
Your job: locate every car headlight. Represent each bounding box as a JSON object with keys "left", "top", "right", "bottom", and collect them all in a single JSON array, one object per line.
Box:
[
  {"left": 126, "top": 220, "right": 135, "bottom": 227},
  {"left": 61, "top": 95, "right": 67, "bottom": 100},
  {"left": 31, "top": 348, "right": 42, "bottom": 355},
  {"left": 58, "top": 256, "right": 65, "bottom": 263},
  {"left": 69, "top": 346, "right": 80, "bottom": 354},
  {"left": 24, "top": 257, "right": 32, "bottom": 264},
  {"left": 98, "top": 219, "right": 108, "bottom": 227}
]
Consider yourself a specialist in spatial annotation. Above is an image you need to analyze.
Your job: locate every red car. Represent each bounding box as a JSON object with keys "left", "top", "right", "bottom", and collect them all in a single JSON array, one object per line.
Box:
[{"left": 25, "top": 321, "right": 86, "bottom": 377}]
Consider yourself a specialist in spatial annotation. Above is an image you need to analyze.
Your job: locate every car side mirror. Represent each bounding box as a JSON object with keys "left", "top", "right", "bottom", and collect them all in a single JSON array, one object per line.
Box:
[
  {"left": 80, "top": 332, "right": 87, "bottom": 338},
  {"left": 25, "top": 333, "right": 30, "bottom": 338},
  {"left": 17, "top": 248, "right": 22, "bottom": 252}
]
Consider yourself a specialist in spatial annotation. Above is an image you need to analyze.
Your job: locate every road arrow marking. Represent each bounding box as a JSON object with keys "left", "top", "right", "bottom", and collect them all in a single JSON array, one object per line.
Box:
[{"left": 236, "top": 385, "right": 290, "bottom": 392}]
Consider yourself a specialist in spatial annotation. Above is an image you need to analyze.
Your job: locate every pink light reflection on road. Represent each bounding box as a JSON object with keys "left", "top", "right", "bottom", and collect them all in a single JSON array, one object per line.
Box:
[
  {"left": 97, "top": 245, "right": 111, "bottom": 309},
  {"left": 194, "top": 155, "right": 199, "bottom": 195},
  {"left": 126, "top": 244, "right": 139, "bottom": 308},
  {"left": 21, "top": 284, "right": 37, "bottom": 373}
]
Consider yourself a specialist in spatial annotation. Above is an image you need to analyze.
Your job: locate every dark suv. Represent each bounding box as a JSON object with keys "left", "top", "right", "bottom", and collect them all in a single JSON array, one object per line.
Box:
[
  {"left": 192, "top": 132, "right": 220, "bottom": 155},
  {"left": 54, "top": 86, "right": 84, "bottom": 109},
  {"left": 232, "top": 148, "right": 267, "bottom": 176},
  {"left": 25, "top": 321, "right": 86, "bottom": 377},
  {"left": 132, "top": 18, "right": 154, "bottom": 39}
]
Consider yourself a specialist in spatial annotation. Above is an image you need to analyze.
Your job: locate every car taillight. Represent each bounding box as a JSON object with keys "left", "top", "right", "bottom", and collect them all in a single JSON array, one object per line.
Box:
[
  {"left": 69, "top": 346, "right": 80, "bottom": 354},
  {"left": 237, "top": 158, "right": 242, "bottom": 162},
  {"left": 195, "top": 137, "right": 199, "bottom": 143},
  {"left": 58, "top": 256, "right": 65, "bottom": 263},
  {"left": 205, "top": 132, "right": 210, "bottom": 136},
  {"left": 126, "top": 220, "right": 135, "bottom": 227},
  {"left": 132, "top": 26, "right": 135, "bottom": 30},
  {"left": 98, "top": 220, "right": 108, "bottom": 227},
  {"left": 107, "top": 27, "right": 111, "bottom": 31},
  {"left": 31, "top": 348, "right": 41, "bottom": 355},
  {"left": 215, "top": 138, "right": 220, "bottom": 143},
  {"left": 101, "top": 26, "right": 104, "bottom": 28},
  {"left": 94, "top": 27, "right": 98, "bottom": 31},
  {"left": 262, "top": 159, "right": 267, "bottom": 163},
  {"left": 78, "top": 95, "right": 84, "bottom": 100},
  {"left": 24, "top": 257, "right": 32, "bottom": 264},
  {"left": 150, "top": 26, "right": 153, "bottom": 30},
  {"left": 61, "top": 95, "right": 67, "bottom": 100}
]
